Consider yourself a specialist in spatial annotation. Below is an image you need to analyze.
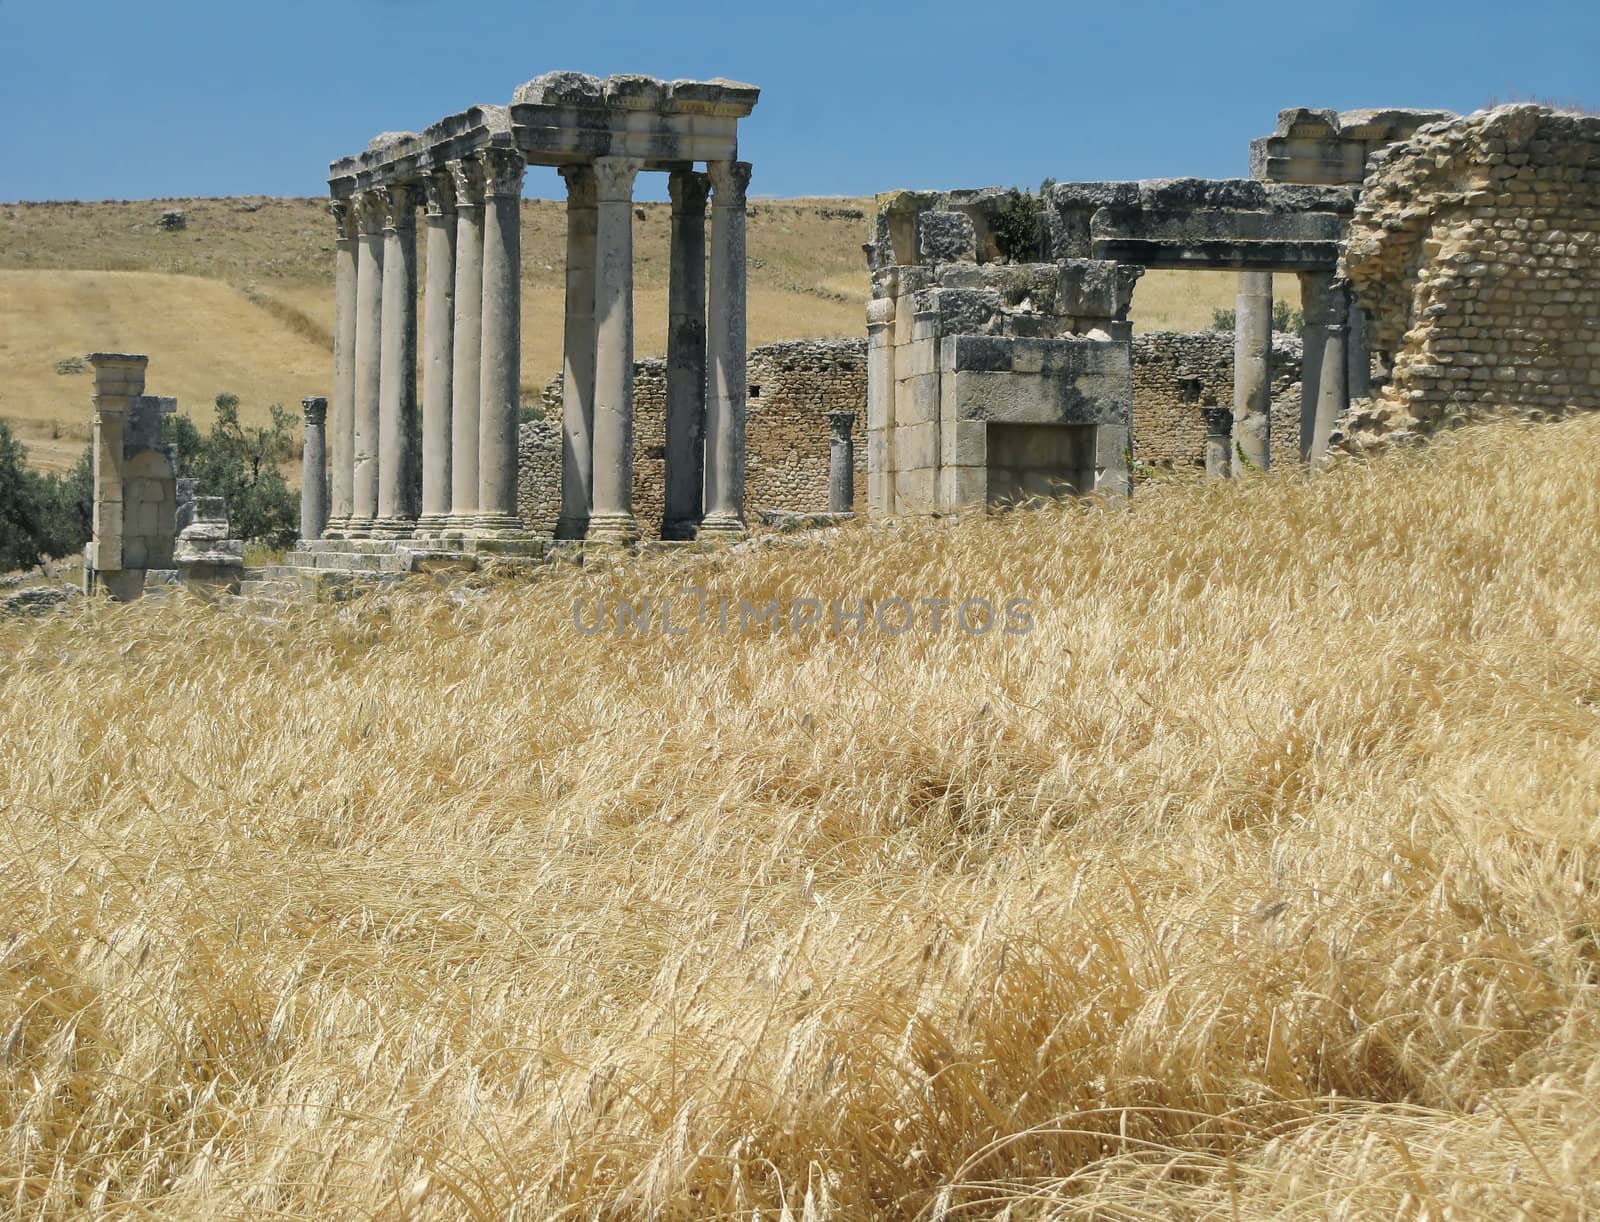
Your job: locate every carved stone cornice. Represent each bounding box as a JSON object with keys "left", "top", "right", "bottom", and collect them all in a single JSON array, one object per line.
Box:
[
  {"left": 592, "top": 156, "right": 643, "bottom": 203},
  {"left": 668, "top": 168, "right": 711, "bottom": 214},
  {"left": 557, "top": 163, "right": 597, "bottom": 209},
  {"left": 354, "top": 191, "right": 387, "bottom": 236},
  {"left": 448, "top": 157, "right": 486, "bottom": 209},
  {"left": 479, "top": 147, "right": 527, "bottom": 198},
  {"left": 422, "top": 170, "right": 456, "bottom": 218},
  {"left": 708, "top": 160, "right": 752, "bottom": 207}
]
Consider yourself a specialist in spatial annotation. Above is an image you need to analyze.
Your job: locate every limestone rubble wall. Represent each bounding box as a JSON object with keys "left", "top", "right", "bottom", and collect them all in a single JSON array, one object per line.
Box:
[
  {"left": 518, "top": 338, "right": 867, "bottom": 535},
  {"left": 1131, "top": 331, "right": 1303, "bottom": 470},
  {"left": 1342, "top": 105, "right": 1600, "bottom": 443}
]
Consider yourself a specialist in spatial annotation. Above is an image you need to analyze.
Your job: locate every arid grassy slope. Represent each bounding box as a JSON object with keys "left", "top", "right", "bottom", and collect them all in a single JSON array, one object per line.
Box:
[
  {"left": 0, "top": 195, "right": 1258, "bottom": 466},
  {"left": 3, "top": 414, "right": 1598, "bottom": 1217}
]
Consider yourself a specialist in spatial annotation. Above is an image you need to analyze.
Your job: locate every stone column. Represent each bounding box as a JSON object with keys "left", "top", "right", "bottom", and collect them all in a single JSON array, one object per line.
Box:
[
  {"left": 1232, "top": 271, "right": 1272, "bottom": 475},
  {"left": 661, "top": 168, "right": 710, "bottom": 540},
  {"left": 1202, "top": 406, "right": 1232, "bottom": 479},
  {"left": 375, "top": 181, "right": 420, "bottom": 537},
  {"left": 700, "top": 159, "right": 752, "bottom": 540},
  {"left": 300, "top": 396, "right": 328, "bottom": 540},
  {"left": 554, "top": 163, "right": 598, "bottom": 540},
  {"left": 1347, "top": 295, "right": 1372, "bottom": 399},
  {"left": 827, "top": 411, "right": 856, "bottom": 512},
  {"left": 1298, "top": 269, "right": 1336, "bottom": 463},
  {"left": 1310, "top": 281, "right": 1351, "bottom": 466},
  {"left": 586, "top": 155, "right": 643, "bottom": 545},
  {"left": 476, "top": 147, "right": 527, "bottom": 536},
  {"left": 416, "top": 171, "right": 456, "bottom": 536},
  {"left": 447, "top": 158, "right": 485, "bottom": 538},
  {"left": 348, "top": 192, "right": 386, "bottom": 537},
  {"left": 865, "top": 295, "right": 896, "bottom": 517},
  {"left": 326, "top": 201, "right": 357, "bottom": 537}
]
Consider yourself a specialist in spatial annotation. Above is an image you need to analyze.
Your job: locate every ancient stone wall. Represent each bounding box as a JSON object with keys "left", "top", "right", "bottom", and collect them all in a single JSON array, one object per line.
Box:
[
  {"left": 1342, "top": 105, "right": 1600, "bottom": 444},
  {"left": 1131, "top": 331, "right": 1303, "bottom": 470},
  {"left": 518, "top": 339, "right": 867, "bottom": 535}
]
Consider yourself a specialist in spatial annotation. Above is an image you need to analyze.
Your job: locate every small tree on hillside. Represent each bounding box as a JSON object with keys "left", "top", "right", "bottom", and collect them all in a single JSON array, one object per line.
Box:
[{"left": 0, "top": 421, "right": 44, "bottom": 572}]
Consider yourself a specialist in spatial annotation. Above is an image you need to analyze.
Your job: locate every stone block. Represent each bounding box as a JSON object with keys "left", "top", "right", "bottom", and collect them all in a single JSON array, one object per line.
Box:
[{"left": 918, "top": 211, "right": 978, "bottom": 263}]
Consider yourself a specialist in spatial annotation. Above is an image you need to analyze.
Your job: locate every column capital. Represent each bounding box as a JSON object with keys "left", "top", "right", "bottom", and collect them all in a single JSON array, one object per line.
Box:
[
  {"left": 558, "top": 162, "right": 597, "bottom": 207},
  {"left": 301, "top": 395, "right": 328, "bottom": 426},
  {"left": 668, "top": 167, "right": 711, "bottom": 213},
  {"left": 449, "top": 157, "right": 486, "bottom": 208},
  {"left": 479, "top": 147, "right": 526, "bottom": 198},
  {"left": 422, "top": 170, "right": 456, "bottom": 218},
  {"left": 329, "top": 199, "right": 357, "bottom": 242},
  {"left": 378, "top": 181, "right": 421, "bottom": 230},
  {"left": 593, "top": 156, "right": 643, "bottom": 203},
  {"left": 828, "top": 410, "right": 856, "bottom": 439},
  {"left": 708, "top": 159, "right": 752, "bottom": 207},
  {"left": 354, "top": 190, "right": 387, "bottom": 236}
]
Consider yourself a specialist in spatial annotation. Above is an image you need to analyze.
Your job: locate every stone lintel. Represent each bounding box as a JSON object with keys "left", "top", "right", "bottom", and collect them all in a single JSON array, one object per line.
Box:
[{"left": 1090, "top": 237, "right": 1342, "bottom": 272}]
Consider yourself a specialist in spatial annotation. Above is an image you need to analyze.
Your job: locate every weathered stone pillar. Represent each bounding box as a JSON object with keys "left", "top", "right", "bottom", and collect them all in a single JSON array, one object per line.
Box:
[
  {"left": 300, "top": 396, "right": 328, "bottom": 540},
  {"left": 865, "top": 295, "right": 896, "bottom": 517},
  {"left": 348, "top": 192, "right": 385, "bottom": 536},
  {"left": 1202, "top": 406, "right": 1232, "bottom": 480},
  {"left": 701, "top": 159, "right": 752, "bottom": 540},
  {"left": 476, "top": 147, "right": 527, "bottom": 536},
  {"left": 416, "top": 171, "right": 456, "bottom": 536},
  {"left": 326, "top": 201, "right": 357, "bottom": 537},
  {"left": 1232, "top": 271, "right": 1272, "bottom": 474},
  {"left": 85, "top": 353, "right": 147, "bottom": 580},
  {"left": 661, "top": 168, "right": 710, "bottom": 540},
  {"left": 587, "top": 155, "right": 643, "bottom": 545},
  {"left": 447, "top": 158, "right": 485, "bottom": 537},
  {"left": 828, "top": 410, "right": 855, "bottom": 512},
  {"left": 555, "top": 164, "right": 598, "bottom": 540},
  {"left": 1310, "top": 281, "right": 1351, "bottom": 466},
  {"left": 1298, "top": 269, "right": 1336, "bottom": 463},
  {"left": 375, "top": 182, "right": 420, "bottom": 537},
  {"left": 1347, "top": 295, "right": 1372, "bottom": 399}
]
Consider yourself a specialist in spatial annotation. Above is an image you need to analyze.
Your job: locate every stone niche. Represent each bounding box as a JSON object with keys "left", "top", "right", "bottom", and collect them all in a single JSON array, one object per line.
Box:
[{"left": 865, "top": 193, "right": 1140, "bottom": 517}]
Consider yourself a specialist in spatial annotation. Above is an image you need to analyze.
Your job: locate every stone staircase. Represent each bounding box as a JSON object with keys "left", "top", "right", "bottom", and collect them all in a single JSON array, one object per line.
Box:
[{"left": 239, "top": 538, "right": 545, "bottom": 607}]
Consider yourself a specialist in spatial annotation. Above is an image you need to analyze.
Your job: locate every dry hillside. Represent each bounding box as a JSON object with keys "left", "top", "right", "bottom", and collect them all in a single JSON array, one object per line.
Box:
[
  {"left": 0, "top": 195, "right": 1264, "bottom": 471},
  {"left": 3, "top": 413, "right": 1598, "bottom": 1216}
]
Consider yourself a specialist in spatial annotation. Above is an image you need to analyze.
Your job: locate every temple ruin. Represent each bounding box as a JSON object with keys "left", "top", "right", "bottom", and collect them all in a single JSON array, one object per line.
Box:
[{"left": 320, "top": 71, "right": 758, "bottom": 551}]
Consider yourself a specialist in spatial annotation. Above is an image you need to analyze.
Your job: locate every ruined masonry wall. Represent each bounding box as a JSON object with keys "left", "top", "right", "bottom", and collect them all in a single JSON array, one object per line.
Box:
[
  {"left": 1132, "top": 331, "right": 1303, "bottom": 470},
  {"left": 1343, "top": 105, "right": 1600, "bottom": 442},
  {"left": 518, "top": 339, "right": 868, "bottom": 535}
]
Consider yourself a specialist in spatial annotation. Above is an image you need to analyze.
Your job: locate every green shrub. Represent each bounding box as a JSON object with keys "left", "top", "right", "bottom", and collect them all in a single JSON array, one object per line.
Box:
[{"left": 164, "top": 393, "right": 300, "bottom": 548}]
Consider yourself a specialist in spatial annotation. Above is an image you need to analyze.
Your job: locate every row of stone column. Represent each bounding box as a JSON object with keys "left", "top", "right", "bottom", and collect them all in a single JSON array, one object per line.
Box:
[
  {"left": 320, "top": 151, "right": 752, "bottom": 545},
  {"left": 1227, "top": 269, "right": 1364, "bottom": 474}
]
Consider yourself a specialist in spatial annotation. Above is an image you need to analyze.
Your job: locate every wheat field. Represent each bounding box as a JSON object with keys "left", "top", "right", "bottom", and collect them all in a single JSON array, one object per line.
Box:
[{"left": 4, "top": 414, "right": 1598, "bottom": 1217}]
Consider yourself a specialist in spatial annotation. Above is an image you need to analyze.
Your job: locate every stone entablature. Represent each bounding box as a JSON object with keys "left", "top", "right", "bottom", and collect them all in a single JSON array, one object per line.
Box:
[{"left": 316, "top": 71, "right": 758, "bottom": 552}]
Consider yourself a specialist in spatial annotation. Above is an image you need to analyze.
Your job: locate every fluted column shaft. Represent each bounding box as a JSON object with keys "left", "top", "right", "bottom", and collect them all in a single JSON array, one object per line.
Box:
[
  {"left": 1232, "top": 271, "right": 1272, "bottom": 475},
  {"left": 701, "top": 160, "right": 752, "bottom": 539},
  {"left": 300, "top": 396, "right": 328, "bottom": 540},
  {"left": 555, "top": 164, "right": 598, "bottom": 540},
  {"left": 661, "top": 168, "right": 710, "bottom": 540},
  {"left": 447, "top": 159, "right": 485, "bottom": 536},
  {"left": 417, "top": 172, "right": 456, "bottom": 534},
  {"left": 326, "top": 201, "right": 357, "bottom": 536},
  {"left": 375, "top": 182, "right": 420, "bottom": 536},
  {"left": 476, "top": 148, "right": 527, "bottom": 535},
  {"left": 348, "top": 193, "right": 385, "bottom": 536},
  {"left": 587, "top": 155, "right": 643, "bottom": 545}
]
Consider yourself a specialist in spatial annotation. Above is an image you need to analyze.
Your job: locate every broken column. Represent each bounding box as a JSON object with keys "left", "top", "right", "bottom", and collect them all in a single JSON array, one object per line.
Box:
[
  {"left": 1202, "top": 406, "right": 1232, "bottom": 479},
  {"left": 587, "top": 154, "right": 643, "bottom": 544},
  {"left": 1232, "top": 272, "right": 1273, "bottom": 473},
  {"left": 300, "top": 396, "right": 328, "bottom": 540},
  {"left": 661, "top": 168, "right": 710, "bottom": 541},
  {"left": 828, "top": 410, "right": 855, "bottom": 512},
  {"left": 700, "top": 159, "right": 752, "bottom": 539},
  {"left": 475, "top": 147, "right": 527, "bottom": 536}
]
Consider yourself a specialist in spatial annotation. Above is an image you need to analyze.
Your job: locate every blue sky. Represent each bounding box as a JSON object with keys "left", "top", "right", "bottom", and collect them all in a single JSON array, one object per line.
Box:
[{"left": 2, "top": 0, "right": 1596, "bottom": 203}]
